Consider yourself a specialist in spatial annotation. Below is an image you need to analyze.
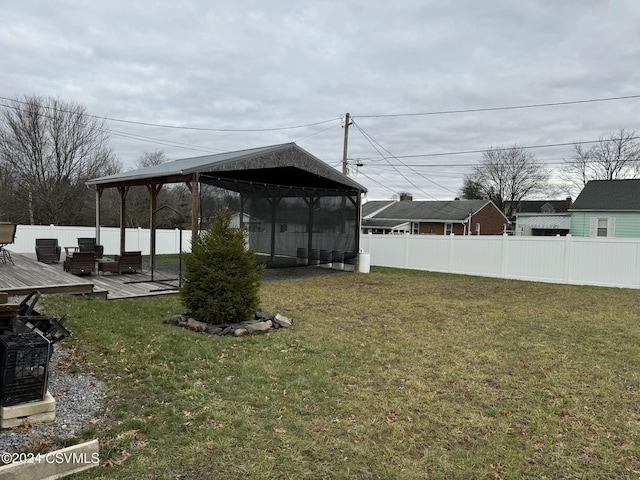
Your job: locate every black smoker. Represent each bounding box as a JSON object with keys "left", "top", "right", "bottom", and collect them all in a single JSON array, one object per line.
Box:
[
  {"left": 0, "top": 291, "right": 70, "bottom": 407},
  {"left": 0, "top": 332, "right": 51, "bottom": 406}
]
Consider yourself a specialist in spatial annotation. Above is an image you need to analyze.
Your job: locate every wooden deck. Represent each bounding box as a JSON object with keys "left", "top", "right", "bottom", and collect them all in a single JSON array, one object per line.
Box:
[{"left": 0, "top": 253, "right": 179, "bottom": 300}]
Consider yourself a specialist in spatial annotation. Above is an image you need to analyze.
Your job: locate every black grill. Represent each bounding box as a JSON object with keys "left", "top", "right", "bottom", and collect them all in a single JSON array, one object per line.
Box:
[{"left": 0, "top": 332, "right": 51, "bottom": 407}]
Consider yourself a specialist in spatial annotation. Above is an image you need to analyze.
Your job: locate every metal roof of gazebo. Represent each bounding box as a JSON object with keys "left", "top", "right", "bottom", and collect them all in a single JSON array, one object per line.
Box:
[{"left": 87, "top": 142, "right": 366, "bottom": 193}]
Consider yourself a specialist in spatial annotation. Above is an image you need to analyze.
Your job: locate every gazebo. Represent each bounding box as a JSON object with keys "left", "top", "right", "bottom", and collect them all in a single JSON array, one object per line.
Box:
[{"left": 86, "top": 142, "right": 367, "bottom": 268}]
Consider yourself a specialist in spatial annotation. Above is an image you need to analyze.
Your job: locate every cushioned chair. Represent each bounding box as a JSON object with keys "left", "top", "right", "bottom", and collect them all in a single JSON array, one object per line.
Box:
[
  {"left": 114, "top": 251, "right": 142, "bottom": 273},
  {"left": 0, "top": 222, "right": 17, "bottom": 265},
  {"left": 63, "top": 251, "right": 95, "bottom": 275},
  {"left": 77, "top": 237, "right": 104, "bottom": 259},
  {"left": 35, "top": 238, "right": 62, "bottom": 263}
]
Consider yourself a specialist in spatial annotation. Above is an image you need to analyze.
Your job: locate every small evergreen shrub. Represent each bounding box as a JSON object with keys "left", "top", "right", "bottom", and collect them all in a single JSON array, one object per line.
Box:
[{"left": 180, "top": 208, "right": 265, "bottom": 324}]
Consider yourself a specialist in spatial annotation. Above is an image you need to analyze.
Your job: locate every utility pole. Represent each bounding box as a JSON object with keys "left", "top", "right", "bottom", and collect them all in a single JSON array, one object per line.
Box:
[{"left": 342, "top": 112, "right": 350, "bottom": 175}]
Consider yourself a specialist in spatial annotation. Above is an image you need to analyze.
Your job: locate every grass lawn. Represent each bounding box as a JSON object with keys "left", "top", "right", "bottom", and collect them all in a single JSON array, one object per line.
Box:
[{"left": 40, "top": 267, "right": 640, "bottom": 479}]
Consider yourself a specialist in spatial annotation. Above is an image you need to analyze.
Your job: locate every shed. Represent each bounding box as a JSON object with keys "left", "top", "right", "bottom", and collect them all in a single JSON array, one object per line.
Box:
[{"left": 86, "top": 142, "right": 367, "bottom": 266}]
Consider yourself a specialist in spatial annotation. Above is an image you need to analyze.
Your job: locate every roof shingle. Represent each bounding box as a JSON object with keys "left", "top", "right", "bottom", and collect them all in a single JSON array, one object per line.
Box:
[{"left": 571, "top": 179, "right": 640, "bottom": 211}]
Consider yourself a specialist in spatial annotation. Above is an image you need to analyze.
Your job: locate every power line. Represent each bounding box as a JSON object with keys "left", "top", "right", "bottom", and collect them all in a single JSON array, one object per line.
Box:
[
  {"left": 352, "top": 121, "right": 438, "bottom": 199},
  {"left": 292, "top": 121, "right": 342, "bottom": 141},
  {"left": 356, "top": 170, "right": 399, "bottom": 197},
  {"left": 353, "top": 120, "right": 462, "bottom": 198},
  {"left": 0, "top": 95, "right": 341, "bottom": 132},
  {"left": 346, "top": 135, "right": 640, "bottom": 161},
  {"left": 355, "top": 94, "right": 640, "bottom": 119},
  {"left": 107, "top": 129, "right": 224, "bottom": 154}
]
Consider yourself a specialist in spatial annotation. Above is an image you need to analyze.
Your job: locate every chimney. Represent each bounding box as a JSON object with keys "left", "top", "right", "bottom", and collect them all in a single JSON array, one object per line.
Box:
[
  {"left": 565, "top": 197, "right": 572, "bottom": 210},
  {"left": 399, "top": 193, "right": 413, "bottom": 202}
]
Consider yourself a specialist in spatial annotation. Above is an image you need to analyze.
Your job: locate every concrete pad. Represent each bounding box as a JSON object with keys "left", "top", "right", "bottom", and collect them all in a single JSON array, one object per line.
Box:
[{"left": 1, "top": 392, "right": 55, "bottom": 429}]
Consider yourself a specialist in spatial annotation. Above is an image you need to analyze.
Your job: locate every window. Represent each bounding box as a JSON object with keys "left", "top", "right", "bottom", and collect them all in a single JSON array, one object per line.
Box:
[
  {"left": 590, "top": 217, "right": 616, "bottom": 237},
  {"left": 597, "top": 218, "right": 608, "bottom": 237},
  {"left": 445, "top": 223, "right": 453, "bottom": 235},
  {"left": 412, "top": 223, "right": 419, "bottom": 235}
]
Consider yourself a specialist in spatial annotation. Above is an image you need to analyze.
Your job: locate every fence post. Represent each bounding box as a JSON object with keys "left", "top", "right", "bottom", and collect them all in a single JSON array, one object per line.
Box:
[
  {"left": 563, "top": 234, "right": 572, "bottom": 284},
  {"left": 636, "top": 240, "right": 640, "bottom": 289},
  {"left": 500, "top": 233, "right": 508, "bottom": 278},
  {"left": 448, "top": 233, "right": 455, "bottom": 273},
  {"left": 404, "top": 232, "right": 410, "bottom": 268}
]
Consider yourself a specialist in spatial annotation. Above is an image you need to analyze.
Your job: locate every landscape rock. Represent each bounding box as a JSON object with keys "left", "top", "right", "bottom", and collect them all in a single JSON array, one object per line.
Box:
[
  {"left": 163, "top": 315, "right": 182, "bottom": 325},
  {"left": 244, "top": 320, "right": 272, "bottom": 334},
  {"left": 273, "top": 314, "right": 293, "bottom": 328},
  {"left": 187, "top": 318, "right": 207, "bottom": 332},
  {"left": 168, "top": 311, "right": 292, "bottom": 336},
  {"left": 206, "top": 325, "right": 224, "bottom": 335},
  {"left": 255, "top": 310, "right": 276, "bottom": 321}
]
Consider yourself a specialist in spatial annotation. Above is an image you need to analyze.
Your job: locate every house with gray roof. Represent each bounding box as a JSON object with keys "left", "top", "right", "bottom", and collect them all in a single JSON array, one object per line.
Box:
[
  {"left": 362, "top": 198, "right": 508, "bottom": 235},
  {"left": 512, "top": 198, "right": 573, "bottom": 236},
  {"left": 570, "top": 179, "right": 640, "bottom": 237}
]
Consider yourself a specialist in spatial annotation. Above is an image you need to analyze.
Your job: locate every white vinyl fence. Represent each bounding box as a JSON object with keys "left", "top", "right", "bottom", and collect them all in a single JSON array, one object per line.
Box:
[
  {"left": 8, "top": 225, "right": 191, "bottom": 256},
  {"left": 360, "top": 233, "right": 640, "bottom": 290}
]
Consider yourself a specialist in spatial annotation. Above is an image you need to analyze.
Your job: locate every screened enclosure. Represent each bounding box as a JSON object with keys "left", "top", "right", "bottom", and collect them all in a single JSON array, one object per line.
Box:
[{"left": 200, "top": 181, "right": 360, "bottom": 267}]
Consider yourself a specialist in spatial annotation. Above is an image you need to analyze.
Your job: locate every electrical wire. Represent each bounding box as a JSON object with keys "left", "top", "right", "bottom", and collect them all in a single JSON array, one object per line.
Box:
[
  {"left": 353, "top": 120, "right": 459, "bottom": 196},
  {"left": 0, "top": 95, "right": 341, "bottom": 132},
  {"left": 356, "top": 170, "right": 399, "bottom": 197},
  {"left": 107, "top": 129, "right": 225, "bottom": 154},
  {"left": 355, "top": 94, "right": 640, "bottom": 118},
  {"left": 352, "top": 121, "right": 439, "bottom": 199}
]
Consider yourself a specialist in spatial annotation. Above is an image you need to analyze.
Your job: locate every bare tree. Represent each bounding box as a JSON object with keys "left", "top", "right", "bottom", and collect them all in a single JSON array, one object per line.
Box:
[
  {"left": 468, "top": 145, "right": 549, "bottom": 218},
  {"left": 136, "top": 150, "right": 167, "bottom": 169},
  {"left": 0, "top": 95, "right": 120, "bottom": 225},
  {"left": 562, "top": 129, "right": 640, "bottom": 194}
]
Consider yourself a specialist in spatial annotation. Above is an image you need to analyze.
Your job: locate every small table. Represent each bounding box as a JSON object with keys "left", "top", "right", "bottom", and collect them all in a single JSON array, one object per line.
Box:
[
  {"left": 97, "top": 259, "right": 120, "bottom": 275},
  {"left": 64, "top": 246, "right": 78, "bottom": 256}
]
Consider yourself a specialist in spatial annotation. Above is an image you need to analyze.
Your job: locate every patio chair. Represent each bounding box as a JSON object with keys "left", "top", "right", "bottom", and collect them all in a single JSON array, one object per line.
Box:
[
  {"left": 77, "top": 237, "right": 104, "bottom": 259},
  {"left": 35, "top": 238, "right": 62, "bottom": 264},
  {"left": 63, "top": 251, "right": 95, "bottom": 275},
  {"left": 0, "top": 222, "right": 17, "bottom": 265},
  {"left": 114, "top": 251, "right": 143, "bottom": 273}
]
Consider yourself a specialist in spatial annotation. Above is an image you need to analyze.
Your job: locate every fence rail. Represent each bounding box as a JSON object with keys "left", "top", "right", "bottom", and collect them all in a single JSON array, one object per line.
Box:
[{"left": 360, "top": 233, "right": 640, "bottom": 290}]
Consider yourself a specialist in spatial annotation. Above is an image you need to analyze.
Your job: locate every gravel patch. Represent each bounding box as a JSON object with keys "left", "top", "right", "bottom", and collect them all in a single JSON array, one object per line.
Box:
[{"left": 0, "top": 346, "right": 105, "bottom": 454}]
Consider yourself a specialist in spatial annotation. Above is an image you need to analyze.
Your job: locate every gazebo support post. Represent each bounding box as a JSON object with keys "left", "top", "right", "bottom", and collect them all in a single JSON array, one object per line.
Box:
[
  {"left": 268, "top": 197, "right": 281, "bottom": 262},
  {"left": 186, "top": 173, "right": 200, "bottom": 239},
  {"left": 94, "top": 188, "right": 102, "bottom": 246},
  {"left": 118, "top": 186, "right": 129, "bottom": 254},
  {"left": 147, "top": 183, "right": 163, "bottom": 280}
]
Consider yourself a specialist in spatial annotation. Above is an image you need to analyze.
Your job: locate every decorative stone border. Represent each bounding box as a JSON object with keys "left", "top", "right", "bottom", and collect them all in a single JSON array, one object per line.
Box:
[{"left": 164, "top": 310, "right": 293, "bottom": 336}]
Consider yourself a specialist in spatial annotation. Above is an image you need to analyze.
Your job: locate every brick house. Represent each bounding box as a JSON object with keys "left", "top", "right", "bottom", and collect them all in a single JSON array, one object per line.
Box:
[{"left": 361, "top": 198, "right": 509, "bottom": 235}]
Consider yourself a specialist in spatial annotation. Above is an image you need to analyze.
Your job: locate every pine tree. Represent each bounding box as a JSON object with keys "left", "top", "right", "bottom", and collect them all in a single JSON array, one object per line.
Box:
[{"left": 180, "top": 208, "right": 264, "bottom": 324}]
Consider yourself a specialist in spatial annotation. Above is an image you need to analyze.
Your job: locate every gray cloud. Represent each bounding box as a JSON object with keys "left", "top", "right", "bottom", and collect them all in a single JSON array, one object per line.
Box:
[{"left": 1, "top": 0, "right": 639, "bottom": 199}]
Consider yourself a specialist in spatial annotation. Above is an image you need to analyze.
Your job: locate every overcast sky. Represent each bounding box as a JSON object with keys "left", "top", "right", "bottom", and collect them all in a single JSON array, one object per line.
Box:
[{"left": 1, "top": 1, "right": 639, "bottom": 200}]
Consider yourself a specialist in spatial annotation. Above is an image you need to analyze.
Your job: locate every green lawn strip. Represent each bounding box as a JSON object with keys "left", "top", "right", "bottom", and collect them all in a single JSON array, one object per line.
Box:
[{"left": 40, "top": 268, "right": 640, "bottom": 479}]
